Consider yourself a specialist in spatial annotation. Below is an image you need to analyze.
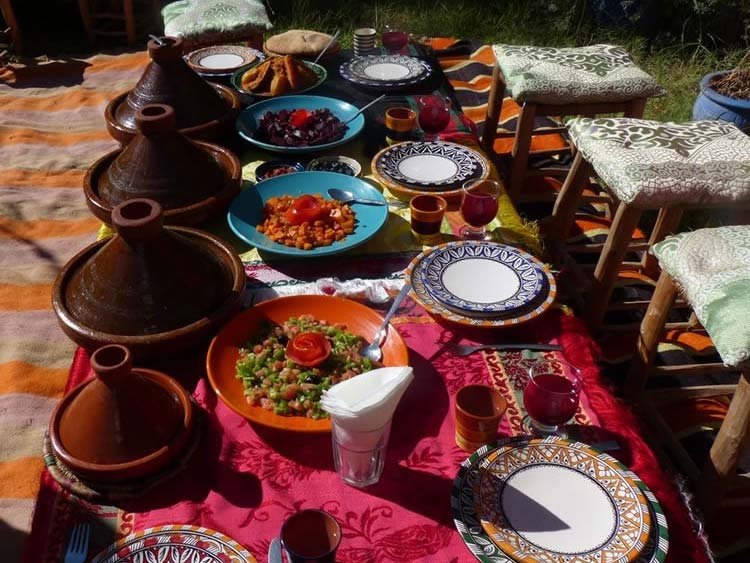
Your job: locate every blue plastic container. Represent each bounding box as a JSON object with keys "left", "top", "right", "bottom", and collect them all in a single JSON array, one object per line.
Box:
[{"left": 693, "top": 71, "right": 750, "bottom": 131}]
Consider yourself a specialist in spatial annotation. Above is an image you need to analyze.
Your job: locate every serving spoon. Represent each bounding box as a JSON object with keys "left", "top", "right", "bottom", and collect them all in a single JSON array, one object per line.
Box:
[
  {"left": 328, "top": 188, "right": 407, "bottom": 208},
  {"left": 360, "top": 283, "right": 411, "bottom": 363}
]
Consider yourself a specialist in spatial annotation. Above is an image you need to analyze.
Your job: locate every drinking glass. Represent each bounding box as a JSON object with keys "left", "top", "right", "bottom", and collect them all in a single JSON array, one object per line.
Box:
[
  {"left": 459, "top": 179, "right": 500, "bottom": 240},
  {"left": 417, "top": 95, "right": 451, "bottom": 142},
  {"left": 280, "top": 509, "right": 341, "bottom": 563},
  {"left": 381, "top": 23, "right": 409, "bottom": 54},
  {"left": 524, "top": 359, "right": 582, "bottom": 435},
  {"left": 331, "top": 418, "right": 391, "bottom": 488}
]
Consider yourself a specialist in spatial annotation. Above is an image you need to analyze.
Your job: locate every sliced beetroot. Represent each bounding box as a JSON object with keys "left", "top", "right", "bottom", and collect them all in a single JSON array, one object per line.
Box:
[{"left": 256, "top": 108, "right": 348, "bottom": 147}]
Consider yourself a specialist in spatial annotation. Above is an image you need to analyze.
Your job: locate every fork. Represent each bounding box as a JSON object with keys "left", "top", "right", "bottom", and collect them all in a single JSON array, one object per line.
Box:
[
  {"left": 450, "top": 343, "right": 563, "bottom": 356},
  {"left": 64, "top": 522, "right": 90, "bottom": 563}
]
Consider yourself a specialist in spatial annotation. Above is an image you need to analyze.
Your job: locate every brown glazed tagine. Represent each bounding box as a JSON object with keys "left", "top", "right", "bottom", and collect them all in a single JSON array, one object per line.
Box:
[
  {"left": 85, "top": 103, "right": 241, "bottom": 226},
  {"left": 105, "top": 36, "right": 241, "bottom": 144},
  {"left": 52, "top": 198, "right": 245, "bottom": 359},
  {"left": 49, "top": 344, "right": 195, "bottom": 483}
]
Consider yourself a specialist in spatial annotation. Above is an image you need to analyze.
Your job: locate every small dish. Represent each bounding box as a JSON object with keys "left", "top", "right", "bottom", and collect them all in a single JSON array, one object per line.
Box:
[
  {"left": 306, "top": 156, "right": 362, "bottom": 177},
  {"left": 255, "top": 160, "right": 304, "bottom": 181}
]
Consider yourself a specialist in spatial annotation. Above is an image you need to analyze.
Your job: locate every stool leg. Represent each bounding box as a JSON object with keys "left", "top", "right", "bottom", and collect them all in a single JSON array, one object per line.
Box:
[
  {"left": 124, "top": 0, "right": 135, "bottom": 46},
  {"left": 585, "top": 203, "right": 643, "bottom": 332},
  {"left": 624, "top": 98, "right": 647, "bottom": 118},
  {"left": 78, "top": 0, "right": 95, "bottom": 46},
  {"left": 544, "top": 151, "right": 593, "bottom": 246},
  {"left": 480, "top": 64, "right": 505, "bottom": 155},
  {"left": 696, "top": 371, "right": 750, "bottom": 520},
  {"left": 508, "top": 102, "right": 537, "bottom": 202},
  {"left": 0, "top": 0, "right": 22, "bottom": 54},
  {"left": 624, "top": 270, "right": 677, "bottom": 401},
  {"left": 641, "top": 207, "right": 683, "bottom": 279}
]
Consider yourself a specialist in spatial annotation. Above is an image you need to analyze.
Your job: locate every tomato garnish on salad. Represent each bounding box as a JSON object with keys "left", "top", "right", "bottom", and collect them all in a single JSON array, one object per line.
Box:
[
  {"left": 289, "top": 109, "right": 314, "bottom": 128},
  {"left": 283, "top": 194, "right": 327, "bottom": 225},
  {"left": 285, "top": 331, "right": 332, "bottom": 367}
]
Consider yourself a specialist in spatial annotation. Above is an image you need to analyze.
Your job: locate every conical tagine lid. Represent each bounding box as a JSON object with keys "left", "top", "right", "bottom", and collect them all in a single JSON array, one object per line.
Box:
[
  {"left": 114, "top": 36, "right": 229, "bottom": 131},
  {"left": 63, "top": 198, "right": 233, "bottom": 336},
  {"left": 98, "top": 104, "right": 226, "bottom": 208}
]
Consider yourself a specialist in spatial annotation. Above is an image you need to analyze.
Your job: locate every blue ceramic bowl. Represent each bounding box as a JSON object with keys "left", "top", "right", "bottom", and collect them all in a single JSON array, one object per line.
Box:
[
  {"left": 255, "top": 160, "right": 304, "bottom": 181},
  {"left": 236, "top": 95, "right": 366, "bottom": 154},
  {"left": 227, "top": 171, "right": 388, "bottom": 257}
]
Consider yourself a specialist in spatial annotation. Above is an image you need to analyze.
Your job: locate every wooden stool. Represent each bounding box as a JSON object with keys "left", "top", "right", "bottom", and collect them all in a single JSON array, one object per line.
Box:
[
  {"left": 624, "top": 226, "right": 750, "bottom": 520},
  {"left": 78, "top": 0, "right": 161, "bottom": 47},
  {"left": 161, "top": 0, "right": 272, "bottom": 50},
  {"left": 0, "top": 0, "right": 21, "bottom": 54},
  {"left": 480, "top": 44, "right": 664, "bottom": 203},
  {"left": 546, "top": 117, "right": 750, "bottom": 332}
]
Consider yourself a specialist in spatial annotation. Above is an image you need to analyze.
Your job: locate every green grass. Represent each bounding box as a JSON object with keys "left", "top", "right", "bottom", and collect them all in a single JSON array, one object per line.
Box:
[{"left": 269, "top": 0, "right": 746, "bottom": 122}]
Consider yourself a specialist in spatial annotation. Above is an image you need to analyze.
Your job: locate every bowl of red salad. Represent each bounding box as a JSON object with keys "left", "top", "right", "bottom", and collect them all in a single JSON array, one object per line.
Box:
[{"left": 236, "top": 95, "right": 366, "bottom": 154}]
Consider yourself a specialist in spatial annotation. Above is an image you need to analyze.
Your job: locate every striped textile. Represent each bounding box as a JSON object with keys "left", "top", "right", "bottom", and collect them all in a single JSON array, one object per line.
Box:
[{"left": 0, "top": 51, "right": 148, "bottom": 560}]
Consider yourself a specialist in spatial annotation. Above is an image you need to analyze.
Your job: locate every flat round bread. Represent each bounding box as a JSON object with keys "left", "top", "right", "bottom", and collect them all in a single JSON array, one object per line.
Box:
[{"left": 264, "top": 29, "right": 339, "bottom": 57}]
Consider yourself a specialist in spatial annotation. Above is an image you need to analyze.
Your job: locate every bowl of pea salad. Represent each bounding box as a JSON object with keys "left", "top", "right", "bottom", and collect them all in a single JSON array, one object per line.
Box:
[{"left": 206, "top": 295, "right": 410, "bottom": 432}]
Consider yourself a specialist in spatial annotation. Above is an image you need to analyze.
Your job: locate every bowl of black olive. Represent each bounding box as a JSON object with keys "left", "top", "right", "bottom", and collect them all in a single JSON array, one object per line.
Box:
[{"left": 306, "top": 155, "right": 362, "bottom": 177}]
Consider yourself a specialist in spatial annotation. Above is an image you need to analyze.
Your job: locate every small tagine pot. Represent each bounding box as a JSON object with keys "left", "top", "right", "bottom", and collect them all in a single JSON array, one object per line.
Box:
[
  {"left": 52, "top": 198, "right": 244, "bottom": 359},
  {"left": 105, "top": 36, "right": 241, "bottom": 144},
  {"left": 49, "top": 344, "right": 195, "bottom": 483},
  {"left": 86, "top": 104, "right": 241, "bottom": 226}
]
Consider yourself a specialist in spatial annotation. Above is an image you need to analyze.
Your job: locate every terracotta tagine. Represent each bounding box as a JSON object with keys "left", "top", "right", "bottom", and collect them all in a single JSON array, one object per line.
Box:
[
  {"left": 52, "top": 198, "right": 245, "bottom": 359},
  {"left": 85, "top": 103, "right": 241, "bottom": 226},
  {"left": 104, "top": 36, "right": 241, "bottom": 144},
  {"left": 49, "top": 344, "right": 195, "bottom": 483}
]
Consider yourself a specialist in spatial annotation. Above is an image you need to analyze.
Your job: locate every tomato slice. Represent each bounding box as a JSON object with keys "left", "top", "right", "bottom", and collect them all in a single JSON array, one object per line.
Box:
[
  {"left": 289, "top": 109, "right": 314, "bottom": 128},
  {"left": 285, "top": 332, "right": 332, "bottom": 367},
  {"left": 284, "top": 194, "right": 326, "bottom": 225}
]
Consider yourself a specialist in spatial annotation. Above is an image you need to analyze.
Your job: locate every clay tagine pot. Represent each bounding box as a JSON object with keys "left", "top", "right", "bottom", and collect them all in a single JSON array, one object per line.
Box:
[
  {"left": 49, "top": 344, "right": 195, "bottom": 483},
  {"left": 104, "top": 36, "right": 241, "bottom": 144},
  {"left": 85, "top": 103, "right": 241, "bottom": 226},
  {"left": 52, "top": 198, "right": 245, "bottom": 359}
]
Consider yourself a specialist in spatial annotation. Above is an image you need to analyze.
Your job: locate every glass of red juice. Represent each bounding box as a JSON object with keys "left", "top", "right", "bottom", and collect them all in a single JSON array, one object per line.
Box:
[
  {"left": 417, "top": 95, "right": 451, "bottom": 141},
  {"left": 381, "top": 24, "right": 409, "bottom": 54},
  {"left": 459, "top": 179, "right": 500, "bottom": 240},
  {"left": 410, "top": 194, "right": 447, "bottom": 245},
  {"left": 524, "top": 359, "right": 582, "bottom": 435}
]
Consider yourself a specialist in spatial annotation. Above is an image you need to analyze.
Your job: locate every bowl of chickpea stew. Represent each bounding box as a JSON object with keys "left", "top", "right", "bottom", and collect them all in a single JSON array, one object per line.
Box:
[
  {"left": 206, "top": 295, "right": 410, "bottom": 432},
  {"left": 227, "top": 171, "right": 388, "bottom": 257}
]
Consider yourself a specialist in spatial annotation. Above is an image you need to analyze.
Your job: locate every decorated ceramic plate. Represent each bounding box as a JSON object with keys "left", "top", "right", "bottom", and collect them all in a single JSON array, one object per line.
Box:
[
  {"left": 227, "top": 171, "right": 388, "bottom": 257},
  {"left": 373, "top": 141, "right": 482, "bottom": 188},
  {"left": 206, "top": 295, "right": 409, "bottom": 433},
  {"left": 476, "top": 438, "right": 652, "bottom": 563},
  {"left": 418, "top": 241, "right": 546, "bottom": 317},
  {"left": 451, "top": 437, "right": 668, "bottom": 563},
  {"left": 405, "top": 244, "right": 556, "bottom": 328},
  {"left": 370, "top": 143, "right": 491, "bottom": 206},
  {"left": 236, "top": 95, "right": 365, "bottom": 154},
  {"left": 91, "top": 525, "right": 257, "bottom": 562},
  {"left": 186, "top": 45, "right": 264, "bottom": 74},
  {"left": 340, "top": 55, "right": 431, "bottom": 88}
]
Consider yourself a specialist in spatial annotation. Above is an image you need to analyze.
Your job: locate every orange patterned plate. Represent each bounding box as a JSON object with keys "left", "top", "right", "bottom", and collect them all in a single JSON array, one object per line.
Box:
[
  {"left": 92, "top": 525, "right": 256, "bottom": 562},
  {"left": 206, "top": 295, "right": 410, "bottom": 433},
  {"left": 474, "top": 438, "right": 652, "bottom": 563},
  {"left": 405, "top": 242, "right": 556, "bottom": 328}
]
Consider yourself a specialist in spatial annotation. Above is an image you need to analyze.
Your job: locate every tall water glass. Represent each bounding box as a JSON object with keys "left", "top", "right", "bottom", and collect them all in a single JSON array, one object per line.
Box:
[{"left": 331, "top": 418, "right": 391, "bottom": 488}]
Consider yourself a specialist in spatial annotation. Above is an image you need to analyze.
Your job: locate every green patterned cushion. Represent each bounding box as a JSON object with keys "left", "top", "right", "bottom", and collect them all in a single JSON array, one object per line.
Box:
[
  {"left": 162, "top": 0, "right": 272, "bottom": 41},
  {"left": 568, "top": 117, "right": 750, "bottom": 207},
  {"left": 653, "top": 226, "right": 750, "bottom": 368},
  {"left": 492, "top": 44, "right": 664, "bottom": 104}
]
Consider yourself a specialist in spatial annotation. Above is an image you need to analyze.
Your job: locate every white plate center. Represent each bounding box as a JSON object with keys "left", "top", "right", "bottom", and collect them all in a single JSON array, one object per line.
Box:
[
  {"left": 441, "top": 259, "right": 520, "bottom": 303},
  {"left": 500, "top": 464, "right": 617, "bottom": 554},
  {"left": 199, "top": 53, "right": 245, "bottom": 69},
  {"left": 398, "top": 155, "right": 458, "bottom": 183},
  {"left": 363, "top": 62, "right": 410, "bottom": 80}
]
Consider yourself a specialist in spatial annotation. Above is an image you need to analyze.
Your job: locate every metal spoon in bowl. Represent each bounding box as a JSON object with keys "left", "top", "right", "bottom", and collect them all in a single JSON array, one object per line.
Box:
[
  {"left": 328, "top": 188, "right": 407, "bottom": 208},
  {"left": 360, "top": 283, "right": 411, "bottom": 363}
]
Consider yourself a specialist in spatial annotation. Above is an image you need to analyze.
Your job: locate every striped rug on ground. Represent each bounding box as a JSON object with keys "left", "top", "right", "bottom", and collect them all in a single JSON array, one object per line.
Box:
[{"left": 0, "top": 51, "right": 148, "bottom": 561}]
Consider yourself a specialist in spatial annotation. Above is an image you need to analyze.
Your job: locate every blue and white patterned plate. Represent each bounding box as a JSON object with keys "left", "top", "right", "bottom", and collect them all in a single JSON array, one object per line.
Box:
[
  {"left": 374, "top": 141, "right": 482, "bottom": 188},
  {"left": 340, "top": 55, "right": 431, "bottom": 89},
  {"left": 418, "top": 241, "right": 546, "bottom": 317}
]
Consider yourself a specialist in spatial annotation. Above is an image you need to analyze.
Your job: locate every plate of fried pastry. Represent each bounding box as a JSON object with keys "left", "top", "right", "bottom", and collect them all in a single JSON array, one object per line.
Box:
[{"left": 231, "top": 55, "right": 327, "bottom": 101}]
